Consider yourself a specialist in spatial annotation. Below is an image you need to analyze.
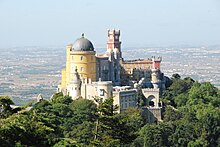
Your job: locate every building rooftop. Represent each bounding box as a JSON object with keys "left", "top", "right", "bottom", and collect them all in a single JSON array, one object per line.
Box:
[
  {"left": 72, "top": 34, "right": 94, "bottom": 51},
  {"left": 96, "top": 55, "right": 108, "bottom": 59},
  {"left": 124, "top": 59, "right": 152, "bottom": 63}
]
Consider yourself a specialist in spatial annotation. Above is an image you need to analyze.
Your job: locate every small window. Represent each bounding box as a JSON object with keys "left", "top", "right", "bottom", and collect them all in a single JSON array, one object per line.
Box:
[
  {"left": 81, "top": 56, "right": 83, "bottom": 60},
  {"left": 91, "top": 56, "right": 93, "bottom": 61},
  {"left": 158, "top": 102, "right": 162, "bottom": 107},
  {"left": 72, "top": 56, "right": 74, "bottom": 60},
  {"left": 99, "top": 89, "right": 104, "bottom": 96},
  {"left": 81, "top": 67, "right": 84, "bottom": 72}
]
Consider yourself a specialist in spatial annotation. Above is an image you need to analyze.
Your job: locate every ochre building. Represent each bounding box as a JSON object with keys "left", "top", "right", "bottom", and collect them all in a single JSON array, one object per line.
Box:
[{"left": 58, "top": 29, "right": 166, "bottom": 122}]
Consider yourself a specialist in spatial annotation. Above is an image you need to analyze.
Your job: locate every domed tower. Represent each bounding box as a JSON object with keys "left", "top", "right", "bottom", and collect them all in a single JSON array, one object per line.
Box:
[{"left": 66, "top": 34, "right": 96, "bottom": 83}]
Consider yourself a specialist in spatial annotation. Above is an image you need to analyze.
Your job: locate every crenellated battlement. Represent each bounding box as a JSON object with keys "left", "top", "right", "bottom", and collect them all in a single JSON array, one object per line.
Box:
[
  {"left": 107, "top": 29, "right": 120, "bottom": 35},
  {"left": 152, "top": 56, "right": 162, "bottom": 62},
  {"left": 142, "top": 88, "right": 160, "bottom": 92}
]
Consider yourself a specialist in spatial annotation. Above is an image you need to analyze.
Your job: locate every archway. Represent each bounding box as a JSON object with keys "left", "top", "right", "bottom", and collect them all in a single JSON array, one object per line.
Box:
[{"left": 148, "top": 95, "right": 156, "bottom": 107}]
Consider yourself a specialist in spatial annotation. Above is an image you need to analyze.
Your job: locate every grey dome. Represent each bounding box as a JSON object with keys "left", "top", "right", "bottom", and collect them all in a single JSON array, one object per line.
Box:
[{"left": 72, "top": 34, "right": 94, "bottom": 51}]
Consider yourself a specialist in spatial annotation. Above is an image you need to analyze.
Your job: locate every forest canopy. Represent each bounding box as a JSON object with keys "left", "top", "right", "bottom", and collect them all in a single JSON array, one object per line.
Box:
[{"left": 0, "top": 74, "right": 219, "bottom": 147}]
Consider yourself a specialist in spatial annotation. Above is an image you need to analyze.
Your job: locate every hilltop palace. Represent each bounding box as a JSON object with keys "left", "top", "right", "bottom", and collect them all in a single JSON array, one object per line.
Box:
[{"left": 58, "top": 29, "right": 166, "bottom": 122}]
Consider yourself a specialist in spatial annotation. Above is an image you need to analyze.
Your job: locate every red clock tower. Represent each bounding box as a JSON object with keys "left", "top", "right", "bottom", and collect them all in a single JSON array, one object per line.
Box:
[{"left": 107, "top": 29, "right": 122, "bottom": 58}]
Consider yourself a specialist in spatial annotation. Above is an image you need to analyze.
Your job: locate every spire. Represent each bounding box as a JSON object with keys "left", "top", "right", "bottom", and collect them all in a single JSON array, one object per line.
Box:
[
  {"left": 72, "top": 66, "right": 80, "bottom": 82},
  {"left": 74, "top": 66, "right": 78, "bottom": 72}
]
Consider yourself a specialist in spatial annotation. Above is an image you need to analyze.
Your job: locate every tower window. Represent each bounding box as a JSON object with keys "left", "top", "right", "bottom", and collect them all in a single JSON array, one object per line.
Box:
[
  {"left": 81, "top": 67, "right": 84, "bottom": 72},
  {"left": 81, "top": 56, "right": 83, "bottom": 60},
  {"left": 99, "top": 89, "right": 104, "bottom": 96},
  {"left": 91, "top": 56, "right": 93, "bottom": 61},
  {"left": 72, "top": 56, "right": 74, "bottom": 60},
  {"left": 158, "top": 102, "right": 161, "bottom": 107}
]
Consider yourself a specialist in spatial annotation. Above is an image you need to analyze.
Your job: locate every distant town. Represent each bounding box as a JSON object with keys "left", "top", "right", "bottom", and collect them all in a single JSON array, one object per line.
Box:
[{"left": 0, "top": 45, "right": 219, "bottom": 105}]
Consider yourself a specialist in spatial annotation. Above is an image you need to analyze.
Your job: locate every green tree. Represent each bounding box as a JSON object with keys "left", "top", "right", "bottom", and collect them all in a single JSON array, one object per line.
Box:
[
  {"left": 69, "top": 98, "right": 97, "bottom": 124},
  {"left": 187, "top": 82, "right": 219, "bottom": 106},
  {"left": 50, "top": 92, "right": 73, "bottom": 105},
  {"left": 163, "top": 106, "right": 182, "bottom": 122},
  {"left": 93, "top": 97, "right": 120, "bottom": 146},
  {"left": 0, "top": 96, "right": 14, "bottom": 118},
  {"left": 169, "top": 121, "right": 197, "bottom": 147},
  {"left": 114, "top": 108, "right": 145, "bottom": 145},
  {"left": 0, "top": 111, "right": 55, "bottom": 146},
  {"left": 171, "top": 73, "right": 181, "bottom": 80},
  {"left": 135, "top": 123, "right": 173, "bottom": 147},
  {"left": 162, "top": 75, "right": 194, "bottom": 107},
  {"left": 195, "top": 105, "right": 220, "bottom": 147},
  {"left": 65, "top": 121, "right": 95, "bottom": 146}
]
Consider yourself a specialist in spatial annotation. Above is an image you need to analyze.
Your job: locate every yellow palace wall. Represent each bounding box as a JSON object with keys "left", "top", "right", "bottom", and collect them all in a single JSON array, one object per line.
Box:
[{"left": 62, "top": 45, "right": 97, "bottom": 88}]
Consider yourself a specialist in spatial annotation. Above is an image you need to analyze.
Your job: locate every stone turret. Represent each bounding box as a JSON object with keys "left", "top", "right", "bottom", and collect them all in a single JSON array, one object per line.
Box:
[
  {"left": 36, "top": 94, "right": 43, "bottom": 102},
  {"left": 151, "top": 69, "right": 160, "bottom": 89},
  {"left": 67, "top": 68, "right": 81, "bottom": 99},
  {"left": 105, "top": 29, "right": 122, "bottom": 86}
]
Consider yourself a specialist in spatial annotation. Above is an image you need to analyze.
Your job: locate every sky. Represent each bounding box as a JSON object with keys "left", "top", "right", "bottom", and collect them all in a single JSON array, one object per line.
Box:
[{"left": 0, "top": 0, "right": 220, "bottom": 48}]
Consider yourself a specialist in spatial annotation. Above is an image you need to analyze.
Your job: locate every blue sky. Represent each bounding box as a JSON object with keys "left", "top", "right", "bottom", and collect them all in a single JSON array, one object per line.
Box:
[{"left": 0, "top": 0, "right": 220, "bottom": 48}]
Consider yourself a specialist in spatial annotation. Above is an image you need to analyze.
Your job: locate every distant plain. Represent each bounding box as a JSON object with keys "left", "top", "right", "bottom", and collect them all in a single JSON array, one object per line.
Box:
[{"left": 0, "top": 46, "right": 219, "bottom": 105}]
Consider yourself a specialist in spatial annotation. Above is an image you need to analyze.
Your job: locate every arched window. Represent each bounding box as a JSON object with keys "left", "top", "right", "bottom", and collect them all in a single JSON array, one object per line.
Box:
[
  {"left": 81, "top": 56, "right": 83, "bottom": 60},
  {"left": 148, "top": 95, "right": 156, "bottom": 107}
]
